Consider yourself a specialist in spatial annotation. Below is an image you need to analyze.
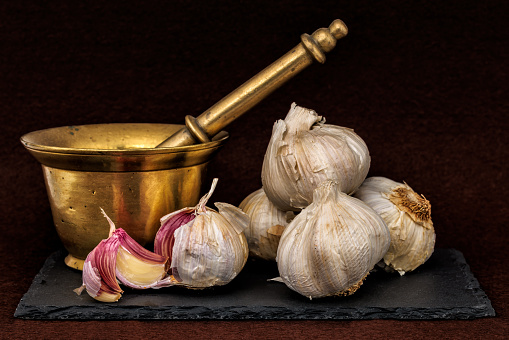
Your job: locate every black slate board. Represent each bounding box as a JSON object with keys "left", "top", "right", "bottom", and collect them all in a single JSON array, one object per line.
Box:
[{"left": 14, "top": 248, "right": 495, "bottom": 320}]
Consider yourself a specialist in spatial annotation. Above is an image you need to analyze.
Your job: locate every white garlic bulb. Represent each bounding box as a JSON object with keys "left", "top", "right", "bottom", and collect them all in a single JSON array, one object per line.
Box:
[
  {"left": 353, "top": 176, "right": 435, "bottom": 275},
  {"left": 154, "top": 178, "right": 250, "bottom": 288},
  {"left": 239, "top": 188, "right": 295, "bottom": 261},
  {"left": 261, "top": 103, "right": 371, "bottom": 211},
  {"left": 276, "top": 180, "right": 390, "bottom": 299}
]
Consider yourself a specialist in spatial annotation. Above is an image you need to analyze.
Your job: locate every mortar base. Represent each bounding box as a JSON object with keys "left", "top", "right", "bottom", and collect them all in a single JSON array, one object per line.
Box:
[{"left": 64, "top": 254, "right": 84, "bottom": 271}]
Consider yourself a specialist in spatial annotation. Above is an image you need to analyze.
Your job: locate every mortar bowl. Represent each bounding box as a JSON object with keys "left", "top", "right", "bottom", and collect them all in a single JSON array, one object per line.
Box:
[{"left": 21, "top": 123, "right": 229, "bottom": 270}]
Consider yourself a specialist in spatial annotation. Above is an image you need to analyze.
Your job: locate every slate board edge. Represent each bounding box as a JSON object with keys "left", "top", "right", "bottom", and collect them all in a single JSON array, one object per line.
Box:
[
  {"left": 14, "top": 248, "right": 496, "bottom": 320},
  {"left": 450, "top": 249, "right": 496, "bottom": 318},
  {"left": 14, "top": 304, "right": 495, "bottom": 321}
]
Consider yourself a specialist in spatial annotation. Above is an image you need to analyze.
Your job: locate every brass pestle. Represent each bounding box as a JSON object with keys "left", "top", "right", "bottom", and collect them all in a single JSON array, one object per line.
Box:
[{"left": 157, "top": 19, "right": 348, "bottom": 148}]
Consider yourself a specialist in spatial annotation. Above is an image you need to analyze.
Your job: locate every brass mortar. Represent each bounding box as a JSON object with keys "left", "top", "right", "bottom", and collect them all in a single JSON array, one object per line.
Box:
[{"left": 21, "top": 123, "right": 228, "bottom": 270}]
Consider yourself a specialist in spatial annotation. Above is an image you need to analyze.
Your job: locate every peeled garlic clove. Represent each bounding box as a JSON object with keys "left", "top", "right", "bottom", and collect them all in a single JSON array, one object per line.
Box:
[
  {"left": 154, "top": 178, "right": 249, "bottom": 288},
  {"left": 262, "top": 103, "right": 371, "bottom": 211},
  {"left": 353, "top": 176, "right": 435, "bottom": 275},
  {"left": 98, "top": 212, "right": 169, "bottom": 289},
  {"left": 276, "top": 180, "right": 390, "bottom": 299},
  {"left": 74, "top": 210, "right": 169, "bottom": 302},
  {"left": 115, "top": 244, "right": 169, "bottom": 289},
  {"left": 239, "top": 188, "right": 295, "bottom": 260}
]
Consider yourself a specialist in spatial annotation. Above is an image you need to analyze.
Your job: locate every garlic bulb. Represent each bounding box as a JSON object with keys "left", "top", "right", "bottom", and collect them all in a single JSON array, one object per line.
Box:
[
  {"left": 154, "top": 178, "right": 249, "bottom": 288},
  {"left": 239, "top": 188, "right": 295, "bottom": 261},
  {"left": 74, "top": 209, "right": 170, "bottom": 302},
  {"left": 353, "top": 177, "right": 435, "bottom": 275},
  {"left": 276, "top": 180, "right": 390, "bottom": 299},
  {"left": 261, "top": 103, "right": 371, "bottom": 211}
]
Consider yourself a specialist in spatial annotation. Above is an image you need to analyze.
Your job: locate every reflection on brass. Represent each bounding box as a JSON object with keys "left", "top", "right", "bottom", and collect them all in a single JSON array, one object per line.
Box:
[
  {"left": 21, "top": 123, "right": 228, "bottom": 269},
  {"left": 157, "top": 19, "right": 348, "bottom": 148}
]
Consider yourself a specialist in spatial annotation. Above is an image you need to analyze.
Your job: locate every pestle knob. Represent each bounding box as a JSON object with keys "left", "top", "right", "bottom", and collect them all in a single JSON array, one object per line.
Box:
[{"left": 157, "top": 19, "right": 348, "bottom": 148}]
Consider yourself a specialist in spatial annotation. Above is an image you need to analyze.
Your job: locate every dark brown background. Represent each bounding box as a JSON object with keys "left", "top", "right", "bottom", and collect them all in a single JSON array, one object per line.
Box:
[{"left": 1, "top": 0, "right": 507, "bottom": 338}]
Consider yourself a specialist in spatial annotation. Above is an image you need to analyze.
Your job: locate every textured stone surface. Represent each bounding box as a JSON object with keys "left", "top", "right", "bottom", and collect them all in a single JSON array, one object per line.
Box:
[{"left": 14, "top": 248, "right": 495, "bottom": 320}]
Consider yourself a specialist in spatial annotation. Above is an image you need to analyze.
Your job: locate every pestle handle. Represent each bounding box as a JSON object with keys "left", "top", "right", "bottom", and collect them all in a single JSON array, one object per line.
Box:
[{"left": 156, "top": 19, "right": 348, "bottom": 148}]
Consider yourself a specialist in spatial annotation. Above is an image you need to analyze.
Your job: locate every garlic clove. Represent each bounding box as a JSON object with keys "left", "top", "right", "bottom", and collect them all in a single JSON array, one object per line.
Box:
[
  {"left": 101, "top": 209, "right": 169, "bottom": 289},
  {"left": 75, "top": 209, "right": 170, "bottom": 302},
  {"left": 74, "top": 213, "right": 123, "bottom": 302},
  {"left": 154, "top": 178, "right": 249, "bottom": 288},
  {"left": 77, "top": 248, "right": 123, "bottom": 303},
  {"left": 276, "top": 180, "right": 390, "bottom": 299},
  {"left": 262, "top": 103, "right": 370, "bottom": 211},
  {"left": 115, "top": 245, "right": 169, "bottom": 289},
  {"left": 239, "top": 188, "right": 295, "bottom": 260},
  {"left": 353, "top": 176, "right": 435, "bottom": 275}
]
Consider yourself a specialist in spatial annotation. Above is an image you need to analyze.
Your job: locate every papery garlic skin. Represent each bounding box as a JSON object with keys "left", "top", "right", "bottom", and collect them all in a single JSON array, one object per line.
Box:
[
  {"left": 239, "top": 188, "right": 295, "bottom": 261},
  {"left": 261, "top": 103, "right": 371, "bottom": 211},
  {"left": 154, "top": 178, "right": 249, "bottom": 288},
  {"left": 76, "top": 234, "right": 123, "bottom": 303},
  {"left": 353, "top": 176, "right": 435, "bottom": 275},
  {"left": 276, "top": 180, "right": 390, "bottom": 299}
]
